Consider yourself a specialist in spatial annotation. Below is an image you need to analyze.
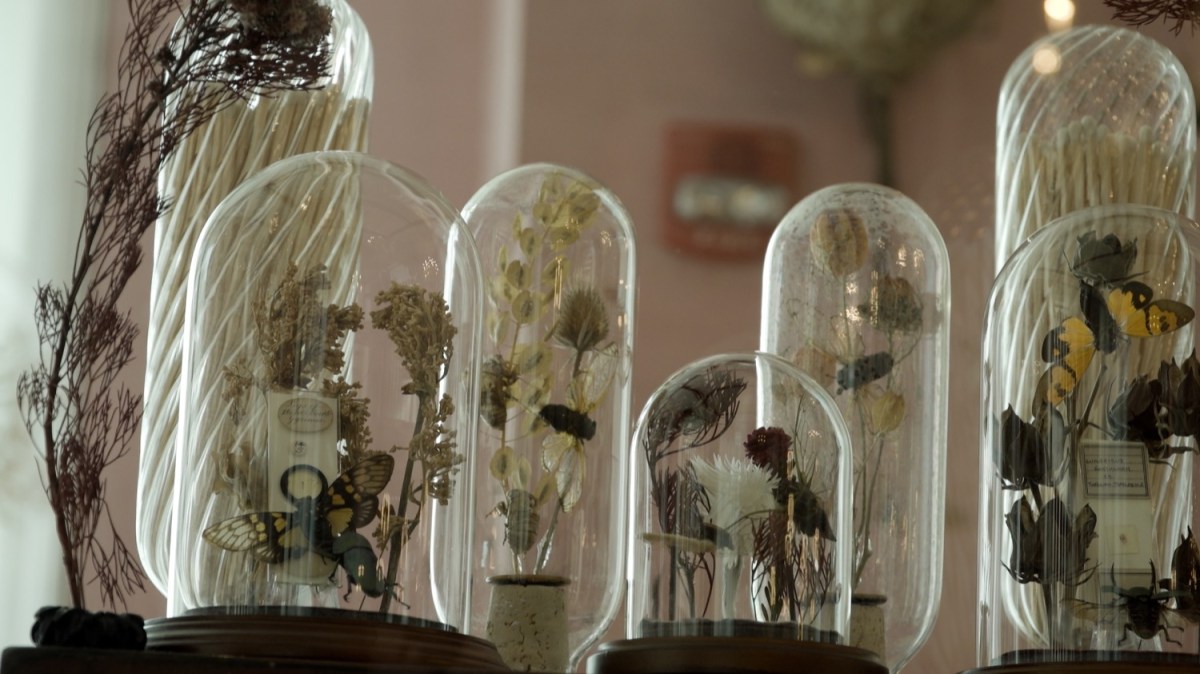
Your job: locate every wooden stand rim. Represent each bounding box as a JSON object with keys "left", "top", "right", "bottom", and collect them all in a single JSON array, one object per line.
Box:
[
  {"left": 145, "top": 612, "right": 507, "bottom": 671},
  {"left": 586, "top": 636, "right": 887, "bottom": 674}
]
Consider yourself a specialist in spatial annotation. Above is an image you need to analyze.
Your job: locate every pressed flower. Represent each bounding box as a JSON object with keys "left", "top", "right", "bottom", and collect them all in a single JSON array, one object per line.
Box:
[
  {"left": 789, "top": 345, "right": 840, "bottom": 388},
  {"left": 996, "top": 405, "right": 1063, "bottom": 490},
  {"left": 1005, "top": 496, "right": 1096, "bottom": 585},
  {"left": 858, "top": 274, "right": 923, "bottom": 334},
  {"left": 743, "top": 426, "right": 792, "bottom": 477},
  {"left": 1070, "top": 230, "right": 1137, "bottom": 285},
  {"left": 810, "top": 207, "right": 869, "bottom": 277},
  {"left": 1107, "top": 375, "right": 1174, "bottom": 456},
  {"left": 690, "top": 455, "right": 780, "bottom": 556},
  {"left": 370, "top": 283, "right": 456, "bottom": 395},
  {"left": 1158, "top": 353, "right": 1200, "bottom": 439}
]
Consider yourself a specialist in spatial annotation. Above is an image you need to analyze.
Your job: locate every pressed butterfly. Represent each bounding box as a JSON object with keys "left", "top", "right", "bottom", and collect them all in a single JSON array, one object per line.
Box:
[
  {"left": 202, "top": 453, "right": 395, "bottom": 564},
  {"left": 1038, "top": 280, "right": 1194, "bottom": 406}
]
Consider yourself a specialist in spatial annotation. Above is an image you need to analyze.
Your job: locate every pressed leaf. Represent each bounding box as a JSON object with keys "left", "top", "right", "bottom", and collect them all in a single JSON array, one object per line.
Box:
[
  {"left": 505, "top": 260, "right": 530, "bottom": 290},
  {"left": 490, "top": 445, "right": 516, "bottom": 481},
  {"left": 511, "top": 290, "right": 537, "bottom": 324},
  {"left": 518, "top": 227, "right": 538, "bottom": 258}
]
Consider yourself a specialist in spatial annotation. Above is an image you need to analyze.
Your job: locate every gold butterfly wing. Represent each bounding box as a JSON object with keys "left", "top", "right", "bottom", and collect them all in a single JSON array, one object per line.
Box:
[
  {"left": 1106, "top": 283, "right": 1194, "bottom": 338},
  {"left": 323, "top": 453, "right": 395, "bottom": 536},
  {"left": 1038, "top": 316, "right": 1098, "bottom": 406},
  {"left": 202, "top": 511, "right": 292, "bottom": 564}
]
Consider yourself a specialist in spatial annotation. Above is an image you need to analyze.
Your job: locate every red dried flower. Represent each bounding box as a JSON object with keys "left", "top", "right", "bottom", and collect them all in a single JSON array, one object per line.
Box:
[{"left": 744, "top": 426, "right": 791, "bottom": 477}]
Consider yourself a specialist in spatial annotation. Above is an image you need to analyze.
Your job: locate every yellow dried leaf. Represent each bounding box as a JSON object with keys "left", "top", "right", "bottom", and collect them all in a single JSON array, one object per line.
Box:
[
  {"left": 490, "top": 446, "right": 516, "bottom": 481},
  {"left": 866, "top": 389, "right": 906, "bottom": 435},
  {"left": 514, "top": 343, "right": 551, "bottom": 374},
  {"left": 505, "top": 260, "right": 530, "bottom": 290},
  {"left": 518, "top": 227, "right": 538, "bottom": 258},
  {"left": 511, "top": 290, "right": 537, "bottom": 324},
  {"left": 486, "top": 311, "right": 508, "bottom": 345},
  {"left": 548, "top": 225, "right": 580, "bottom": 250},
  {"left": 489, "top": 274, "right": 514, "bottom": 306}
]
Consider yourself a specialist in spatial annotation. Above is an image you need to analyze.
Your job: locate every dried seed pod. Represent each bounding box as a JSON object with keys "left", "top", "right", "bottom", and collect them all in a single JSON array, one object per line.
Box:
[
  {"left": 810, "top": 208, "right": 868, "bottom": 277},
  {"left": 866, "top": 388, "right": 906, "bottom": 435}
]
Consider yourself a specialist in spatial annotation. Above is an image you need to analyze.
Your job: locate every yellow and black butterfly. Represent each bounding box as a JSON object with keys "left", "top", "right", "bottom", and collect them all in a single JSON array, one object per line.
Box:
[
  {"left": 203, "top": 453, "right": 395, "bottom": 563},
  {"left": 1038, "top": 280, "right": 1194, "bottom": 405}
]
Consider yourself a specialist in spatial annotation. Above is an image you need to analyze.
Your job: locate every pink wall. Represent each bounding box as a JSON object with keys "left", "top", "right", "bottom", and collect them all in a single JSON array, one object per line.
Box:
[{"left": 87, "top": 1, "right": 1200, "bottom": 672}]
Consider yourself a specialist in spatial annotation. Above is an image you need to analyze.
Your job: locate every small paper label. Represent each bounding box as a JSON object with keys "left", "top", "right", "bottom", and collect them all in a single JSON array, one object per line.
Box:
[
  {"left": 277, "top": 397, "right": 336, "bottom": 433},
  {"left": 1081, "top": 442, "right": 1150, "bottom": 498},
  {"left": 266, "top": 389, "right": 340, "bottom": 583},
  {"left": 1076, "top": 441, "right": 1157, "bottom": 613}
]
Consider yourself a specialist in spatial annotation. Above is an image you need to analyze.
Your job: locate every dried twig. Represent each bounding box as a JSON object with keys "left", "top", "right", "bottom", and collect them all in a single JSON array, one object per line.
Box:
[
  {"left": 16, "top": 0, "right": 331, "bottom": 610},
  {"left": 1105, "top": 0, "right": 1200, "bottom": 34}
]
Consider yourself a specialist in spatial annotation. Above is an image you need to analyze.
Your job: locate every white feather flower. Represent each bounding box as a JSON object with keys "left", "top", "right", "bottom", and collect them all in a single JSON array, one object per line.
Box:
[{"left": 689, "top": 455, "right": 780, "bottom": 556}]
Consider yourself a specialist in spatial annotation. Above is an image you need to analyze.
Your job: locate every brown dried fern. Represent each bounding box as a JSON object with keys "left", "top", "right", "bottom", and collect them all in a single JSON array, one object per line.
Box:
[{"left": 16, "top": 0, "right": 332, "bottom": 610}]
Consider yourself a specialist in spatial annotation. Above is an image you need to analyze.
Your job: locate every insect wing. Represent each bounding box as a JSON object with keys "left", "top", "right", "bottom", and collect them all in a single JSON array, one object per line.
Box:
[
  {"left": 572, "top": 344, "right": 618, "bottom": 412},
  {"left": 203, "top": 511, "right": 292, "bottom": 563},
  {"left": 1038, "top": 316, "right": 1097, "bottom": 405},
  {"left": 542, "top": 431, "right": 584, "bottom": 511},
  {"left": 542, "top": 430, "right": 575, "bottom": 472},
  {"left": 1106, "top": 282, "right": 1194, "bottom": 339},
  {"left": 556, "top": 448, "right": 584, "bottom": 512},
  {"left": 324, "top": 453, "right": 395, "bottom": 535}
]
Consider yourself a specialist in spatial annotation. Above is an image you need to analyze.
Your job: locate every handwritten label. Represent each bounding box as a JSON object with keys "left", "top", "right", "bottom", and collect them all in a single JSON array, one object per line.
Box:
[
  {"left": 277, "top": 397, "right": 336, "bottom": 432},
  {"left": 1081, "top": 442, "right": 1149, "bottom": 498}
]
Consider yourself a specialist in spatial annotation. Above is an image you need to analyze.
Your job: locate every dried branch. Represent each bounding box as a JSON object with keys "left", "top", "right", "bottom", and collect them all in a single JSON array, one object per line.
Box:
[
  {"left": 1105, "top": 0, "right": 1200, "bottom": 34},
  {"left": 16, "top": 0, "right": 332, "bottom": 610}
]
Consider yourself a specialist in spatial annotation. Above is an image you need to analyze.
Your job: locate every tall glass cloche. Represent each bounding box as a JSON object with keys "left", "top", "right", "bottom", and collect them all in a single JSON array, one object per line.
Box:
[
  {"left": 147, "top": 151, "right": 504, "bottom": 671},
  {"left": 994, "top": 25, "right": 1194, "bottom": 267},
  {"left": 979, "top": 204, "right": 1200, "bottom": 669},
  {"left": 457, "top": 164, "right": 636, "bottom": 673},
  {"left": 140, "top": 0, "right": 375, "bottom": 594},
  {"left": 761, "top": 183, "right": 950, "bottom": 671}
]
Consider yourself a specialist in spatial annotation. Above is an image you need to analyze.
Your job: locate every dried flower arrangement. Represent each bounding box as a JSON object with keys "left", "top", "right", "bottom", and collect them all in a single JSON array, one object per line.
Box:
[
  {"left": 204, "top": 265, "right": 462, "bottom": 610},
  {"left": 639, "top": 368, "right": 835, "bottom": 631},
  {"left": 794, "top": 207, "right": 919, "bottom": 588},
  {"left": 15, "top": 0, "right": 333, "bottom": 626},
  {"left": 480, "top": 173, "right": 615, "bottom": 573},
  {"left": 994, "top": 229, "right": 1200, "bottom": 650}
]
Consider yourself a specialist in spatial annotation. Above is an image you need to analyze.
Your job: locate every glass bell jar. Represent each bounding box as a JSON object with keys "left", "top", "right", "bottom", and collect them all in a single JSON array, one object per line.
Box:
[
  {"left": 140, "top": 0, "right": 376, "bottom": 595},
  {"left": 589, "top": 352, "right": 885, "bottom": 674},
  {"left": 456, "top": 163, "right": 636, "bottom": 673},
  {"left": 148, "top": 151, "right": 505, "bottom": 671},
  {"left": 760, "top": 182, "right": 949, "bottom": 671},
  {"left": 994, "top": 24, "right": 1195, "bottom": 268},
  {"left": 977, "top": 204, "right": 1200, "bottom": 671}
]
